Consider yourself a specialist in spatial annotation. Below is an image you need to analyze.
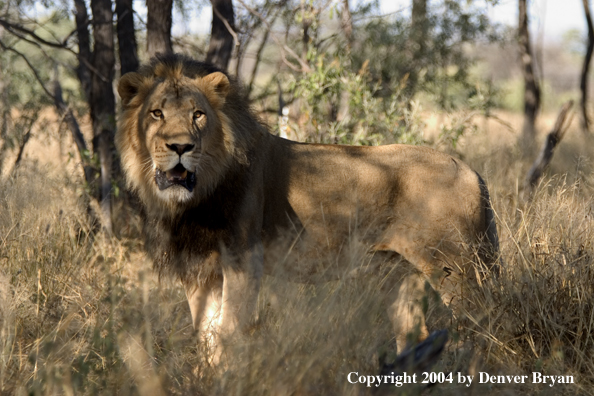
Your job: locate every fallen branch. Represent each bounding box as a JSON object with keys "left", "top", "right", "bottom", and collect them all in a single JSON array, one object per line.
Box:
[
  {"left": 390, "top": 329, "right": 448, "bottom": 374},
  {"left": 375, "top": 330, "right": 448, "bottom": 393},
  {"left": 524, "top": 100, "right": 574, "bottom": 199}
]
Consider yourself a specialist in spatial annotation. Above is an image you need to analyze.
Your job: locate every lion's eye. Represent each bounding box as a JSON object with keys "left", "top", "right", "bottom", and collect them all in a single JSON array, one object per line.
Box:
[
  {"left": 151, "top": 109, "right": 163, "bottom": 119},
  {"left": 193, "top": 110, "right": 205, "bottom": 120}
]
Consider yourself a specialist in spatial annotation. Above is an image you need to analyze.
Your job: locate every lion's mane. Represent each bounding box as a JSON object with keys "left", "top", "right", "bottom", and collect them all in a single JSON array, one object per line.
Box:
[
  {"left": 116, "top": 54, "right": 265, "bottom": 216},
  {"left": 115, "top": 54, "right": 267, "bottom": 282}
]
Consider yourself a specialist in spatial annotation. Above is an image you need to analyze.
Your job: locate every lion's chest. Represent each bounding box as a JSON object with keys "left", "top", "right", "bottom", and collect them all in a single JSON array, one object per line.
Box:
[{"left": 144, "top": 203, "right": 235, "bottom": 281}]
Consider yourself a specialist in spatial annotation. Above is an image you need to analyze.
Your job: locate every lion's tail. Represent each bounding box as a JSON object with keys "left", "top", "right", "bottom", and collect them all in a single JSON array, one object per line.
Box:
[{"left": 476, "top": 172, "right": 502, "bottom": 275}]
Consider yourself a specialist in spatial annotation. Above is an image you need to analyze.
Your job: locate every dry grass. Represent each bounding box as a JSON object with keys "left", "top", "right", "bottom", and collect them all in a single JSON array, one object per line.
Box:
[{"left": 1, "top": 115, "right": 594, "bottom": 395}]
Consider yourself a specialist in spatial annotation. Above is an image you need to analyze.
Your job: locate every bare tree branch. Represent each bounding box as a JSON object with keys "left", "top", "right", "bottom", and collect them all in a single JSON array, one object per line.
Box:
[
  {"left": 235, "top": 0, "right": 312, "bottom": 73},
  {"left": 213, "top": 5, "right": 239, "bottom": 50},
  {"left": 352, "top": 7, "right": 407, "bottom": 23},
  {"left": 53, "top": 76, "right": 97, "bottom": 187},
  {"left": 524, "top": 100, "right": 574, "bottom": 199},
  {"left": 0, "top": 41, "right": 98, "bottom": 189},
  {"left": 0, "top": 17, "right": 108, "bottom": 83},
  {"left": 0, "top": 41, "right": 55, "bottom": 99},
  {"left": 59, "top": 26, "right": 82, "bottom": 48},
  {"left": 0, "top": 18, "right": 68, "bottom": 49},
  {"left": 247, "top": 9, "right": 280, "bottom": 95},
  {"left": 1, "top": 27, "right": 78, "bottom": 75},
  {"left": 341, "top": 0, "right": 353, "bottom": 52},
  {"left": 11, "top": 120, "right": 34, "bottom": 175}
]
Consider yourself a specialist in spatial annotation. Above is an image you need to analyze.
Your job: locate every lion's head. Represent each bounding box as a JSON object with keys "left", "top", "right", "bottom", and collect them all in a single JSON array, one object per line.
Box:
[{"left": 116, "top": 54, "right": 261, "bottom": 214}]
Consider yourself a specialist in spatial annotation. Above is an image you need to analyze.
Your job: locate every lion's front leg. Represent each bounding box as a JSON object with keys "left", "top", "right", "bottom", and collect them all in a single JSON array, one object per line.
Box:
[
  {"left": 217, "top": 243, "right": 263, "bottom": 360},
  {"left": 185, "top": 277, "right": 224, "bottom": 331},
  {"left": 185, "top": 276, "right": 223, "bottom": 361}
]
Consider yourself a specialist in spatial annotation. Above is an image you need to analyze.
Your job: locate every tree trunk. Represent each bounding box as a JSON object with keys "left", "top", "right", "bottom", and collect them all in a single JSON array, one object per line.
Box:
[
  {"left": 405, "top": 0, "right": 428, "bottom": 99},
  {"left": 146, "top": 0, "right": 173, "bottom": 57},
  {"left": 116, "top": 0, "right": 139, "bottom": 75},
  {"left": 74, "top": 0, "right": 92, "bottom": 101},
  {"left": 300, "top": 2, "right": 312, "bottom": 61},
  {"left": 341, "top": 0, "right": 353, "bottom": 52},
  {"left": 206, "top": 0, "right": 235, "bottom": 71},
  {"left": 90, "top": 0, "right": 116, "bottom": 234},
  {"left": 581, "top": 0, "right": 594, "bottom": 134},
  {"left": 410, "top": 0, "right": 427, "bottom": 55},
  {"left": 519, "top": 0, "right": 541, "bottom": 149}
]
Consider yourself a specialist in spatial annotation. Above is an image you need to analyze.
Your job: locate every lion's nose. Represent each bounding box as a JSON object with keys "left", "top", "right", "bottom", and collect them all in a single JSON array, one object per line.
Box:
[{"left": 166, "top": 143, "right": 195, "bottom": 155}]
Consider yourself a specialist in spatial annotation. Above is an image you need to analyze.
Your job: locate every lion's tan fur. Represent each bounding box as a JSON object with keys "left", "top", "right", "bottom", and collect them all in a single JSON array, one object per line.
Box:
[{"left": 116, "top": 54, "right": 499, "bottom": 359}]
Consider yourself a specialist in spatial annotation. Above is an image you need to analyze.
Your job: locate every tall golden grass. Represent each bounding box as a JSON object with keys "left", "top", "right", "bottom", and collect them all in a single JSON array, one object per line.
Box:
[{"left": 1, "top": 121, "right": 593, "bottom": 395}]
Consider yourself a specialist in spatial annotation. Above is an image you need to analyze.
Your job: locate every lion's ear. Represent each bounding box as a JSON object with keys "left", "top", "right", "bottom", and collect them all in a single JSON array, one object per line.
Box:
[
  {"left": 118, "top": 72, "right": 144, "bottom": 107},
  {"left": 202, "top": 72, "right": 230, "bottom": 99}
]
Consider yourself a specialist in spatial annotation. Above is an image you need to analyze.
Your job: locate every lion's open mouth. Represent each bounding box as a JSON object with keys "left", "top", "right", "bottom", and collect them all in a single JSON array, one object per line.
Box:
[{"left": 155, "top": 164, "right": 196, "bottom": 192}]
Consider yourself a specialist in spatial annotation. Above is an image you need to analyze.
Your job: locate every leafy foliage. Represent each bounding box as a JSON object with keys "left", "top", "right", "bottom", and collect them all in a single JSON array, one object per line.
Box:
[
  {"left": 288, "top": 50, "right": 425, "bottom": 145},
  {"left": 350, "top": 0, "right": 501, "bottom": 109}
]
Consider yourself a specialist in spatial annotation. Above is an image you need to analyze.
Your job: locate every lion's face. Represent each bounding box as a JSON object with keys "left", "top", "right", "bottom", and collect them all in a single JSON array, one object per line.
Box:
[
  {"left": 141, "top": 76, "right": 223, "bottom": 203},
  {"left": 117, "top": 66, "right": 236, "bottom": 209}
]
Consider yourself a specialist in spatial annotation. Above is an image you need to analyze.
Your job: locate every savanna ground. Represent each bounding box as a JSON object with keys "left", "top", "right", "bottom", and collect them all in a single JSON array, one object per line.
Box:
[{"left": 1, "top": 104, "right": 593, "bottom": 396}]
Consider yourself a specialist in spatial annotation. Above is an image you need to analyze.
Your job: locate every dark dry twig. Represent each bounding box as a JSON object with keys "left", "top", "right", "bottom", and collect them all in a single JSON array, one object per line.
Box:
[{"left": 524, "top": 100, "right": 574, "bottom": 199}]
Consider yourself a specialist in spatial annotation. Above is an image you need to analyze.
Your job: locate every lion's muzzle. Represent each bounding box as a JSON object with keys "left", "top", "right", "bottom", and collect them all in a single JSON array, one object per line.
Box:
[{"left": 155, "top": 163, "right": 197, "bottom": 192}]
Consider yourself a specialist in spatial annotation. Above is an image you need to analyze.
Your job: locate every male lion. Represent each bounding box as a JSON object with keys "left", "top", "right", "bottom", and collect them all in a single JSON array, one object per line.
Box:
[{"left": 116, "top": 54, "right": 499, "bottom": 362}]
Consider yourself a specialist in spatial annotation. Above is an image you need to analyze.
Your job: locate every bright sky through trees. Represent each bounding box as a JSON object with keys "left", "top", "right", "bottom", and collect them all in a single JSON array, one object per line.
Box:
[{"left": 168, "top": 0, "right": 585, "bottom": 41}]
